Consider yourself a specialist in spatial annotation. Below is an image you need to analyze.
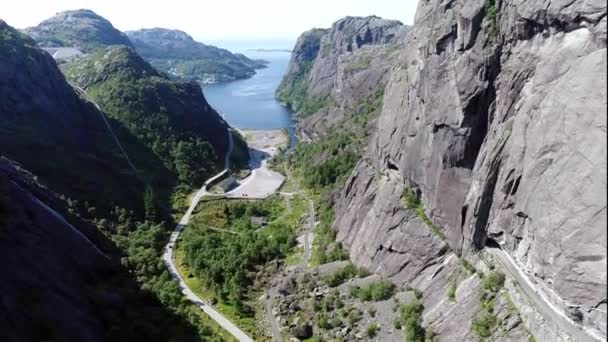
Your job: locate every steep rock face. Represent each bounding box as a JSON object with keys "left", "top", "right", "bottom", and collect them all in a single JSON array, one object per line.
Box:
[
  {"left": 0, "top": 158, "right": 116, "bottom": 342},
  {"left": 126, "top": 28, "right": 267, "bottom": 83},
  {"left": 24, "top": 9, "right": 132, "bottom": 52},
  {"left": 277, "top": 17, "right": 408, "bottom": 139},
  {"left": 333, "top": 0, "right": 606, "bottom": 339},
  {"left": 0, "top": 158, "right": 201, "bottom": 342},
  {"left": 307, "top": 16, "right": 407, "bottom": 97},
  {"left": 283, "top": 28, "right": 327, "bottom": 77}
]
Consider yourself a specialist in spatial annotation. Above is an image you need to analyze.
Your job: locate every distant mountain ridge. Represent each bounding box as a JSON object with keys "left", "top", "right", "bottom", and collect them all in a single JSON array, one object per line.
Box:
[
  {"left": 126, "top": 28, "right": 268, "bottom": 83},
  {"left": 24, "top": 9, "right": 132, "bottom": 52},
  {"left": 23, "top": 10, "right": 267, "bottom": 83}
]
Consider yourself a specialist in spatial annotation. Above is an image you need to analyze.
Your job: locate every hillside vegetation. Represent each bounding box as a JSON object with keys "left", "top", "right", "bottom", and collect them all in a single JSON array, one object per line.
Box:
[
  {"left": 126, "top": 28, "right": 267, "bottom": 83},
  {"left": 1, "top": 19, "right": 231, "bottom": 341},
  {"left": 63, "top": 46, "right": 248, "bottom": 187}
]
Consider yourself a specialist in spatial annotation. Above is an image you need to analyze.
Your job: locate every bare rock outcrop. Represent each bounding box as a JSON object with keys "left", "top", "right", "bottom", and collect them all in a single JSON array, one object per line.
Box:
[
  {"left": 306, "top": 16, "right": 407, "bottom": 97},
  {"left": 331, "top": 0, "right": 606, "bottom": 339},
  {"left": 24, "top": 9, "right": 133, "bottom": 52},
  {"left": 277, "top": 16, "right": 409, "bottom": 140}
]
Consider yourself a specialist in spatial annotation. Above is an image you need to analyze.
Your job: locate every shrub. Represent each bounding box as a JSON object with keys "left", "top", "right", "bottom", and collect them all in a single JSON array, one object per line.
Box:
[
  {"left": 448, "top": 279, "right": 457, "bottom": 301},
  {"left": 402, "top": 188, "right": 446, "bottom": 240},
  {"left": 347, "top": 309, "right": 361, "bottom": 326},
  {"left": 460, "top": 258, "right": 478, "bottom": 274},
  {"left": 318, "top": 312, "right": 331, "bottom": 330},
  {"left": 400, "top": 298, "right": 425, "bottom": 342},
  {"left": 425, "top": 329, "right": 438, "bottom": 342},
  {"left": 393, "top": 318, "right": 402, "bottom": 330},
  {"left": 472, "top": 310, "right": 497, "bottom": 339},
  {"left": 324, "top": 263, "right": 368, "bottom": 287},
  {"left": 472, "top": 271, "right": 504, "bottom": 339},
  {"left": 402, "top": 188, "right": 419, "bottom": 209},
  {"left": 335, "top": 296, "right": 344, "bottom": 309},
  {"left": 366, "top": 323, "right": 380, "bottom": 338},
  {"left": 347, "top": 56, "right": 371, "bottom": 71},
  {"left": 485, "top": 0, "right": 498, "bottom": 39},
  {"left": 329, "top": 317, "right": 343, "bottom": 329},
  {"left": 350, "top": 280, "right": 395, "bottom": 301},
  {"left": 482, "top": 272, "right": 505, "bottom": 292}
]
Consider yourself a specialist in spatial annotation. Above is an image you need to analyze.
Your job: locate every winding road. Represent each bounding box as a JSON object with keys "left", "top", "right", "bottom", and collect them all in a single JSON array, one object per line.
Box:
[
  {"left": 162, "top": 130, "right": 255, "bottom": 342},
  {"left": 486, "top": 247, "right": 604, "bottom": 342}
]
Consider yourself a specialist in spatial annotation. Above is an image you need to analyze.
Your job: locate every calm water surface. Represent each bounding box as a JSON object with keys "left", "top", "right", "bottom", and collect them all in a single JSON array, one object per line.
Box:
[{"left": 202, "top": 51, "right": 296, "bottom": 146}]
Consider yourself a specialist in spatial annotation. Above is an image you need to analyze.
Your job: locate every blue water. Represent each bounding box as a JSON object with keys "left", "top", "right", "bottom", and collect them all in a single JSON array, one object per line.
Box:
[{"left": 202, "top": 50, "right": 296, "bottom": 146}]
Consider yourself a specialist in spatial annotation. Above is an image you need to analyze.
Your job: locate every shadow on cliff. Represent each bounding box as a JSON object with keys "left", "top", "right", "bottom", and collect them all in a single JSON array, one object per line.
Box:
[{"left": 0, "top": 161, "right": 202, "bottom": 342}]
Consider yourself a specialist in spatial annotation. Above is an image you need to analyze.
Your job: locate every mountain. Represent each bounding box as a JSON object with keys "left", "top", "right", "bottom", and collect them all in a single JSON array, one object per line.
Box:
[
  {"left": 278, "top": 2, "right": 606, "bottom": 341},
  {"left": 0, "top": 19, "right": 164, "bottom": 215},
  {"left": 126, "top": 28, "right": 268, "bottom": 83},
  {"left": 0, "top": 157, "right": 208, "bottom": 342},
  {"left": 24, "top": 9, "right": 132, "bottom": 52},
  {"left": 0, "top": 19, "right": 215, "bottom": 342},
  {"left": 277, "top": 16, "right": 408, "bottom": 140},
  {"left": 62, "top": 45, "right": 248, "bottom": 186}
]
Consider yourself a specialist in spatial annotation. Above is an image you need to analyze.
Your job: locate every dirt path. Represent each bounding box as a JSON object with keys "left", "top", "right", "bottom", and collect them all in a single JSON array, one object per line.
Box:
[{"left": 71, "top": 83, "right": 138, "bottom": 174}]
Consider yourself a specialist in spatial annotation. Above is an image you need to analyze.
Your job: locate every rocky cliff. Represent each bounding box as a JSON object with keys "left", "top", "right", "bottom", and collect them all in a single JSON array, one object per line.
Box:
[
  {"left": 24, "top": 9, "right": 132, "bottom": 52},
  {"left": 277, "top": 16, "right": 409, "bottom": 140},
  {"left": 284, "top": 2, "right": 606, "bottom": 341},
  {"left": 126, "top": 28, "right": 267, "bottom": 83}
]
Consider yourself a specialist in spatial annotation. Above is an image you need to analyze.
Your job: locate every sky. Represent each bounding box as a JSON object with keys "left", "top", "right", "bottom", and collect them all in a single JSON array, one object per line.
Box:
[{"left": 0, "top": 0, "right": 418, "bottom": 45}]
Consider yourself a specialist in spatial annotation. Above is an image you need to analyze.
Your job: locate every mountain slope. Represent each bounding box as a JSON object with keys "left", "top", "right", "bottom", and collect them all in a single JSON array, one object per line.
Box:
[
  {"left": 62, "top": 45, "right": 246, "bottom": 186},
  {"left": 0, "top": 20, "right": 215, "bottom": 342},
  {"left": 331, "top": 2, "right": 606, "bottom": 341},
  {"left": 126, "top": 28, "right": 267, "bottom": 83},
  {"left": 281, "top": 3, "right": 606, "bottom": 340},
  {"left": 277, "top": 16, "right": 408, "bottom": 120},
  {"left": 0, "top": 158, "right": 205, "bottom": 342},
  {"left": 24, "top": 9, "right": 132, "bottom": 52},
  {"left": 0, "top": 19, "right": 166, "bottom": 216}
]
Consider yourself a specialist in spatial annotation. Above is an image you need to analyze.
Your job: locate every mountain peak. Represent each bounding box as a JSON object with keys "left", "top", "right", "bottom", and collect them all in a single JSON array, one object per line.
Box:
[
  {"left": 24, "top": 9, "right": 132, "bottom": 52},
  {"left": 54, "top": 8, "right": 104, "bottom": 18},
  {"left": 63, "top": 45, "right": 163, "bottom": 88}
]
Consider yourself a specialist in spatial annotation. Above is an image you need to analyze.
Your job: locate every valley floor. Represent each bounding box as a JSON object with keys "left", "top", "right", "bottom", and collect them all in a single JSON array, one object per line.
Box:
[{"left": 164, "top": 129, "right": 296, "bottom": 341}]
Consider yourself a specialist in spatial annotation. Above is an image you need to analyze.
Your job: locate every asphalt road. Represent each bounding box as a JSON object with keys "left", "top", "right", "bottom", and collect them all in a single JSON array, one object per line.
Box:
[
  {"left": 487, "top": 247, "right": 604, "bottom": 342},
  {"left": 162, "top": 129, "right": 254, "bottom": 342},
  {"left": 226, "top": 149, "right": 285, "bottom": 199}
]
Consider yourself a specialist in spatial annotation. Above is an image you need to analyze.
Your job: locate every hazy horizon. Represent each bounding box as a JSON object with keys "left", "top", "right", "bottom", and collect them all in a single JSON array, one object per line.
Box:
[{"left": 0, "top": 0, "right": 418, "bottom": 43}]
